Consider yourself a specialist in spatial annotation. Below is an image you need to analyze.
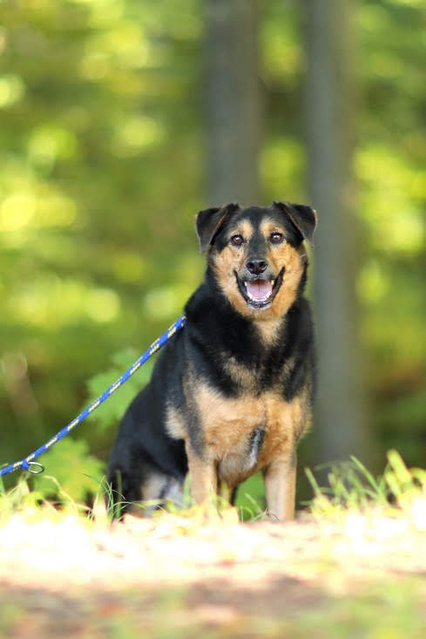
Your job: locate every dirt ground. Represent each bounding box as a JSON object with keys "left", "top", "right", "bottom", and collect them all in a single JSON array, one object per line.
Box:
[{"left": 1, "top": 509, "right": 426, "bottom": 638}]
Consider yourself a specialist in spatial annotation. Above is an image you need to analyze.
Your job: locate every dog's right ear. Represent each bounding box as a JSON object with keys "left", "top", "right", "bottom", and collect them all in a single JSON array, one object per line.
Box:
[{"left": 195, "top": 203, "right": 240, "bottom": 252}]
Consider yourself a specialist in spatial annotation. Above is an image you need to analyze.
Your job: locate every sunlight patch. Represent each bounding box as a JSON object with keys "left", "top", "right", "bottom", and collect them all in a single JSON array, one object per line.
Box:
[
  {"left": 86, "top": 288, "right": 121, "bottom": 324},
  {"left": 0, "top": 74, "right": 25, "bottom": 109}
]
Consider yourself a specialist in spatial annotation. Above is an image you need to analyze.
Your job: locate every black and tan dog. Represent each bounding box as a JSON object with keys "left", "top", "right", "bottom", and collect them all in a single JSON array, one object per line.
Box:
[{"left": 107, "top": 201, "right": 317, "bottom": 521}]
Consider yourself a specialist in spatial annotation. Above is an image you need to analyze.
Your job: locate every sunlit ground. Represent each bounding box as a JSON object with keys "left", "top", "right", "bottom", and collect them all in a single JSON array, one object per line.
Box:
[
  {"left": 1, "top": 497, "right": 426, "bottom": 637},
  {"left": 1, "top": 453, "right": 426, "bottom": 637},
  {"left": 1, "top": 498, "right": 426, "bottom": 589}
]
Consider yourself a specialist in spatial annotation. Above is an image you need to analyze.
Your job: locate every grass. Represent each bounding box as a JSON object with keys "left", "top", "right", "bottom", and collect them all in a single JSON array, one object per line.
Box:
[
  {"left": 2, "top": 449, "right": 426, "bottom": 526},
  {"left": 306, "top": 449, "right": 426, "bottom": 524}
]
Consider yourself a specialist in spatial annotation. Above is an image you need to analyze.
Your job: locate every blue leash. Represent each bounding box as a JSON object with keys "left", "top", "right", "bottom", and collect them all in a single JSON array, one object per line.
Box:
[{"left": 0, "top": 315, "right": 186, "bottom": 477}]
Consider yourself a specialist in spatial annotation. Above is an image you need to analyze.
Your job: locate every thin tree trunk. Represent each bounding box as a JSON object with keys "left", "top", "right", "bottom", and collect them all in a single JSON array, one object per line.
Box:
[
  {"left": 204, "top": 0, "right": 261, "bottom": 206},
  {"left": 304, "top": 0, "right": 371, "bottom": 464}
]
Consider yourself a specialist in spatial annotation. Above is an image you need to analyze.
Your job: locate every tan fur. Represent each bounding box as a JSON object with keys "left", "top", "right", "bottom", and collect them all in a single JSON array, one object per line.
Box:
[
  {"left": 255, "top": 318, "right": 283, "bottom": 344},
  {"left": 110, "top": 206, "right": 315, "bottom": 523},
  {"left": 222, "top": 355, "right": 257, "bottom": 393},
  {"left": 260, "top": 219, "right": 307, "bottom": 320},
  {"left": 184, "top": 438, "right": 216, "bottom": 505},
  {"left": 127, "top": 472, "right": 184, "bottom": 517},
  {"left": 211, "top": 217, "right": 306, "bottom": 326},
  {"left": 165, "top": 403, "right": 186, "bottom": 440},
  {"left": 183, "top": 214, "right": 311, "bottom": 520},
  {"left": 264, "top": 456, "right": 297, "bottom": 521},
  {"left": 235, "top": 220, "right": 253, "bottom": 240},
  {"left": 141, "top": 472, "right": 168, "bottom": 501},
  {"left": 210, "top": 221, "right": 253, "bottom": 318},
  {"left": 190, "top": 381, "right": 309, "bottom": 490},
  {"left": 267, "top": 254, "right": 306, "bottom": 321}
]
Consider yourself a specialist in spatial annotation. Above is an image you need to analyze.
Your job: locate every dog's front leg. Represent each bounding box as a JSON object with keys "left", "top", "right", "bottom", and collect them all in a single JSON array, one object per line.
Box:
[
  {"left": 263, "top": 453, "right": 297, "bottom": 522},
  {"left": 184, "top": 440, "right": 216, "bottom": 506}
]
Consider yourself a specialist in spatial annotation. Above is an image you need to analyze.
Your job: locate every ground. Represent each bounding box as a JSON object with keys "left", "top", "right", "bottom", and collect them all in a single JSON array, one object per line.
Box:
[{"left": 1, "top": 505, "right": 426, "bottom": 638}]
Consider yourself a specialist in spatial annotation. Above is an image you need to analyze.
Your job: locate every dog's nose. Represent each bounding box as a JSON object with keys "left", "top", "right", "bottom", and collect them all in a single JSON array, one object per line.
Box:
[{"left": 246, "top": 259, "right": 267, "bottom": 275}]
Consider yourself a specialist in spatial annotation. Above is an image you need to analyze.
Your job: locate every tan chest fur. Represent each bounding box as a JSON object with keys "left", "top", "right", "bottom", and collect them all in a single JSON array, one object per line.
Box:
[{"left": 193, "top": 383, "right": 309, "bottom": 486}]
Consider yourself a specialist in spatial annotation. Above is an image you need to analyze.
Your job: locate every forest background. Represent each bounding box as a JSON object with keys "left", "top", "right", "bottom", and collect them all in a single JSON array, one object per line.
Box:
[{"left": 0, "top": 0, "right": 425, "bottom": 507}]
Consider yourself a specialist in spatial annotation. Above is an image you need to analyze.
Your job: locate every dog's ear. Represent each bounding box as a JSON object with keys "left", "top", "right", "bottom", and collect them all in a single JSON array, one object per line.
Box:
[
  {"left": 195, "top": 203, "right": 240, "bottom": 252},
  {"left": 273, "top": 201, "right": 318, "bottom": 246}
]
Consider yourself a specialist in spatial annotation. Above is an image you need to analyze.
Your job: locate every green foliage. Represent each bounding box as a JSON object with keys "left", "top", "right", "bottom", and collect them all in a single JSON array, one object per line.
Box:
[
  {"left": 0, "top": 476, "right": 47, "bottom": 523},
  {"left": 306, "top": 458, "right": 389, "bottom": 515},
  {"left": 0, "top": 0, "right": 425, "bottom": 480},
  {"left": 86, "top": 349, "right": 153, "bottom": 432},
  {"left": 235, "top": 473, "right": 267, "bottom": 521},
  {"left": 0, "top": 0, "right": 203, "bottom": 468},
  {"left": 306, "top": 450, "right": 426, "bottom": 517},
  {"left": 31, "top": 437, "right": 104, "bottom": 503}
]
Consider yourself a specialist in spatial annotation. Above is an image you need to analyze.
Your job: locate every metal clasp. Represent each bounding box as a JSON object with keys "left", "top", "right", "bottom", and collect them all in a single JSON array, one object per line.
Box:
[{"left": 26, "top": 461, "right": 45, "bottom": 475}]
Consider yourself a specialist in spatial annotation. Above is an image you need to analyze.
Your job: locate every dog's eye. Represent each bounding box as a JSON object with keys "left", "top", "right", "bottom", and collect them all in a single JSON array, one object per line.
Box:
[
  {"left": 270, "top": 232, "right": 284, "bottom": 244},
  {"left": 230, "top": 234, "right": 244, "bottom": 246}
]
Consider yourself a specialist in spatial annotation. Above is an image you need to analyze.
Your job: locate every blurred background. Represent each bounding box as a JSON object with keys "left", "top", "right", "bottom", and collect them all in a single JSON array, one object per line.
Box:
[{"left": 0, "top": 0, "right": 425, "bottom": 506}]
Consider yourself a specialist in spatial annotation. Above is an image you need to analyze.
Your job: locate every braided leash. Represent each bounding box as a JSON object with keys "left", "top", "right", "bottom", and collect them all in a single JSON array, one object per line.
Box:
[{"left": 0, "top": 315, "right": 186, "bottom": 477}]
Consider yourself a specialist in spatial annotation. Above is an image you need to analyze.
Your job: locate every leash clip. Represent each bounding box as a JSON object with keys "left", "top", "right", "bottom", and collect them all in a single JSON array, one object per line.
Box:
[{"left": 25, "top": 461, "right": 45, "bottom": 475}]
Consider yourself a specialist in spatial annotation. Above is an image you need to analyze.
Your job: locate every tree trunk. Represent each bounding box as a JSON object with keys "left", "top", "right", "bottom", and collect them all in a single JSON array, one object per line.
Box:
[
  {"left": 304, "top": 0, "right": 371, "bottom": 464},
  {"left": 204, "top": 0, "right": 261, "bottom": 206}
]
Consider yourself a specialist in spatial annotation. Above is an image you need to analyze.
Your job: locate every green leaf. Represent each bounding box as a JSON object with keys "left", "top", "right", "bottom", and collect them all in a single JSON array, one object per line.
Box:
[{"left": 32, "top": 438, "right": 105, "bottom": 504}]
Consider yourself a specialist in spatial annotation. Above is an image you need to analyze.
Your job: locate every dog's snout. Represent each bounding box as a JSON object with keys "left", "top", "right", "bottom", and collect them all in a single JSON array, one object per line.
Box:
[{"left": 246, "top": 259, "right": 268, "bottom": 275}]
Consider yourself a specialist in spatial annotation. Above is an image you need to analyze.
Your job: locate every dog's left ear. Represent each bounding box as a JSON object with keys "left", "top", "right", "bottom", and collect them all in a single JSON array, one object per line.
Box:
[
  {"left": 195, "top": 203, "right": 240, "bottom": 252},
  {"left": 273, "top": 201, "right": 318, "bottom": 246}
]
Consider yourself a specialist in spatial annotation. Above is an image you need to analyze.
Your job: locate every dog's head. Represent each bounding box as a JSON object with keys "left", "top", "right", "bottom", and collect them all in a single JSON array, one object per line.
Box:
[{"left": 196, "top": 202, "right": 317, "bottom": 319}]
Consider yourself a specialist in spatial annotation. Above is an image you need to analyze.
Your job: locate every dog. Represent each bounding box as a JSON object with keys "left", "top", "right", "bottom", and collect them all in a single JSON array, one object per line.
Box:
[{"left": 107, "top": 201, "right": 317, "bottom": 521}]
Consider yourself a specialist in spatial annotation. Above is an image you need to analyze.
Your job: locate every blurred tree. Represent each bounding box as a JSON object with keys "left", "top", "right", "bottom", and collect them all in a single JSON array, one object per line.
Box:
[
  {"left": 204, "top": 0, "right": 262, "bottom": 205},
  {"left": 304, "top": 0, "right": 371, "bottom": 464},
  {"left": 0, "top": 0, "right": 204, "bottom": 471},
  {"left": 0, "top": 0, "right": 425, "bottom": 497},
  {"left": 355, "top": 0, "right": 426, "bottom": 467}
]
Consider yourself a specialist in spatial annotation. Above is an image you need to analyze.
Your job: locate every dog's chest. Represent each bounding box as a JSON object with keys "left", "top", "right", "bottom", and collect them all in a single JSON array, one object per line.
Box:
[{"left": 194, "top": 382, "right": 307, "bottom": 485}]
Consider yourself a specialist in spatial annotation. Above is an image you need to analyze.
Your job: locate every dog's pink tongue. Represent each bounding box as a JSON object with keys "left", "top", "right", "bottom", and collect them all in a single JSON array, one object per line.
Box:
[{"left": 246, "top": 280, "right": 272, "bottom": 301}]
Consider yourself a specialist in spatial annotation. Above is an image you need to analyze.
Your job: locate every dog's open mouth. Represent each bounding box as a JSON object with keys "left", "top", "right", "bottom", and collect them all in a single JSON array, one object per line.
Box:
[{"left": 235, "top": 268, "right": 284, "bottom": 310}]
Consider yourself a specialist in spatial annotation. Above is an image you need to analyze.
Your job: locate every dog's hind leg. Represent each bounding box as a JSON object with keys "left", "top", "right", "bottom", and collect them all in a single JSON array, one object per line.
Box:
[{"left": 141, "top": 470, "right": 184, "bottom": 513}]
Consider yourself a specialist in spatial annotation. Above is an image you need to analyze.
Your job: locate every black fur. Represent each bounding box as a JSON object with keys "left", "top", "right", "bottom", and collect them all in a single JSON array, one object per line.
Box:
[{"left": 107, "top": 202, "right": 316, "bottom": 516}]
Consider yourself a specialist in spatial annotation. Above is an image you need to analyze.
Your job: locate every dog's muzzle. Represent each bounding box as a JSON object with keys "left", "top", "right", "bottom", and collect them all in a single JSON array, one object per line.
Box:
[{"left": 235, "top": 267, "right": 285, "bottom": 310}]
